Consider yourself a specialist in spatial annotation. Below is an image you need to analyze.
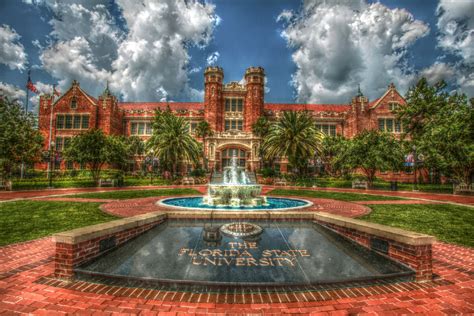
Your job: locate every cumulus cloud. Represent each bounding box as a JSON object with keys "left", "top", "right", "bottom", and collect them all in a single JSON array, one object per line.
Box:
[
  {"left": 0, "top": 25, "right": 28, "bottom": 70},
  {"left": 435, "top": 0, "right": 474, "bottom": 96},
  {"left": 111, "top": 0, "right": 219, "bottom": 101},
  {"left": 279, "top": 1, "right": 429, "bottom": 103},
  {"left": 0, "top": 82, "right": 26, "bottom": 102},
  {"left": 206, "top": 51, "right": 220, "bottom": 65},
  {"left": 419, "top": 62, "right": 456, "bottom": 85},
  {"left": 26, "top": 0, "right": 219, "bottom": 101}
]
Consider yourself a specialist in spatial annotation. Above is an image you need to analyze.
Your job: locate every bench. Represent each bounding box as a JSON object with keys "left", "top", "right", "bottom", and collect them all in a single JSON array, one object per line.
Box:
[
  {"left": 352, "top": 180, "right": 368, "bottom": 189},
  {"left": 182, "top": 177, "right": 195, "bottom": 185},
  {"left": 98, "top": 178, "right": 117, "bottom": 187},
  {"left": 274, "top": 178, "right": 288, "bottom": 186},
  {"left": 454, "top": 183, "right": 473, "bottom": 195},
  {"left": 0, "top": 179, "right": 12, "bottom": 191}
]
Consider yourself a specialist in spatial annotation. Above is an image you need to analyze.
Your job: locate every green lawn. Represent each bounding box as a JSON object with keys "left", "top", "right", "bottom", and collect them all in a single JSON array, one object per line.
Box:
[
  {"left": 65, "top": 188, "right": 201, "bottom": 200},
  {"left": 0, "top": 201, "right": 117, "bottom": 246},
  {"left": 268, "top": 189, "right": 405, "bottom": 201},
  {"left": 359, "top": 204, "right": 474, "bottom": 247}
]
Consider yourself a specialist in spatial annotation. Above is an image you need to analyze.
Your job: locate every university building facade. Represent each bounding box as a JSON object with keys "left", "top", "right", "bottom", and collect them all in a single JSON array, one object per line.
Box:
[{"left": 37, "top": 66, "right": 414, "bottom": 180}]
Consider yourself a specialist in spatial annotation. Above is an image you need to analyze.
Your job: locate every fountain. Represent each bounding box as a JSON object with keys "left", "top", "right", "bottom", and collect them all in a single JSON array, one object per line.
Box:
[{"left": 202, "top": 155, "right": 266, "bottom": 207}]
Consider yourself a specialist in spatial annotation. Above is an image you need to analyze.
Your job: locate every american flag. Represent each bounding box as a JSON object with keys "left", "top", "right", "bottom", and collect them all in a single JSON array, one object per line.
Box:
[{"left": 26, "top": 71, "right": 38, "bottom": 94}]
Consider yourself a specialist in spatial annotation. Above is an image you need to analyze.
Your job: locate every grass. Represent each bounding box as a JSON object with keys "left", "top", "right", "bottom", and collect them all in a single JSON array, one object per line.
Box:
[
  {"left": 65, "top": 188, "right": 201, "bottom": 200},
  {"left": 359, "top": 204, "right": 474, "bottom": 247},
  {"left": 268, "top": 189, "right": 405, "bottom": 201},
  {"left": 0, "top": 201, "right": 117, "bottom": 246}
]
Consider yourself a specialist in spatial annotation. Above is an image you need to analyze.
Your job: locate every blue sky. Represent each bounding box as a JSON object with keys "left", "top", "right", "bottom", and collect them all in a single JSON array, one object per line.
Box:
[{"left": 0, "top": 0, "right": 472, "bottom": 111}]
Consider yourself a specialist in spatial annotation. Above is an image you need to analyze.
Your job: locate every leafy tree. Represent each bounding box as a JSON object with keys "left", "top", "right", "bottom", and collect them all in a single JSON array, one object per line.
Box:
[
  {"left": 252, "top": 116, "right": 271, "bottom": 138},
  {"left": 125, "top": 136, "right": 145, "bottom": 157},
  {"left": 0, "top": 98, "right": 43, "bottom": 179},
  {"left": 261, "top": 111, "right": 323, "bottom": 175},
  {"left": 341, "top": 130, "right": 404, "bottom": 187},
  {"left": 63, "top": 129, "right": 128, "bottom": 184},
  {"left": 319, "top": 135, "right": 351, "bottom": 177},
  {"left": 397, "top": 78, "right": 474, "bottom": 184},
  {"left": 148, "top": 110, "right": 201, "bottom": 176},
  {"left": 194, "top": 120, "right": 213, "bottom": 170}
]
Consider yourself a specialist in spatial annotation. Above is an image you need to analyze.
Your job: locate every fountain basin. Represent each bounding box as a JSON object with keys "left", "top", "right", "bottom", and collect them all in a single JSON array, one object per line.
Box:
[
  {"left": 158, "top": 196, "right": 312, "bottom": 211},
  {"left": 75, "top": 220, "right": 415, "bottom": 289}
]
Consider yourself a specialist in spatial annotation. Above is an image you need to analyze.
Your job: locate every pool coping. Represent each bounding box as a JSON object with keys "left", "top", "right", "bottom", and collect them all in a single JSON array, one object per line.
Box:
[
  {"left": 156, "top": 195, "right": 314, "bottom": 211},
  {"left": 53, "top": 209, "right": 435, "bottom": 281}
]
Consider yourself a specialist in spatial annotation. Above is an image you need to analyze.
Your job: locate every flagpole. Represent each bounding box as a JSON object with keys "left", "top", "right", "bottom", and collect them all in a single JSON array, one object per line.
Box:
[{"left": 25, "top": 70, "right": 31, "bottom": 113}]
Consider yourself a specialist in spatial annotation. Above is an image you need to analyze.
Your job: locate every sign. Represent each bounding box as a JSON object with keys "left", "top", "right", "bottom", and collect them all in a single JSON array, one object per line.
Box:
[{"left": 178, "top": 241, "right": 310, "bottom": 268}]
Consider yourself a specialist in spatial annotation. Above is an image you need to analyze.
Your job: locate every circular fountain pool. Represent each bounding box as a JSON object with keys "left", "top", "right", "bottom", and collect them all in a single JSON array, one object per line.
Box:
[{"left": 158, "top": 196, "right": 312, "bottom": 211}]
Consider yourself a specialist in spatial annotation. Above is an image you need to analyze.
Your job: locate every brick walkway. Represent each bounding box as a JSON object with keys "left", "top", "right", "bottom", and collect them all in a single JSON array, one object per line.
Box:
[
  {"left": 0, "top": 237, "right": 472, "bottom": 314},
  {"left": 0, "top": 186, "right": 473, "bottom": 314}
]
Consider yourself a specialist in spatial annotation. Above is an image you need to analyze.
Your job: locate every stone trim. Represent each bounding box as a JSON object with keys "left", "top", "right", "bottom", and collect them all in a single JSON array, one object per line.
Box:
[{"left": 313, "top": 212, "right": 434, "bottom": 281}]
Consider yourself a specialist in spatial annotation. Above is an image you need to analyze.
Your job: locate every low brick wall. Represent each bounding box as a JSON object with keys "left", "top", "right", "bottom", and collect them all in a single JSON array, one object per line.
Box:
[
  {"left": 314, "top": 212, "right": 435, "bottom": 281},
  {"left": 53, "top": 213, "right": 166, "bottom": 279}
]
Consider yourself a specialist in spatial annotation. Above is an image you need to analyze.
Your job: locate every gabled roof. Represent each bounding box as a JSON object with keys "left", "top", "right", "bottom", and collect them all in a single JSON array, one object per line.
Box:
[
  {"left": 118, "top": 102, "right": 204, "bottom": 111},
  {"left": 369, "top": 84, "right": 405, "bottom": 109},
  {"left": 264, "top": 103, "right": 351, "bottom": 112},
  {"left": 53, "top": 83, "right": 97, "bottom": 106}
]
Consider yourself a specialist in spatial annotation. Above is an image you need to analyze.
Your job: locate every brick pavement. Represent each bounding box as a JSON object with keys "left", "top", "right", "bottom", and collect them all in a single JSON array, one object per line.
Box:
[{"left": 0, "top": 186, "right": 473, "bottom": 314}]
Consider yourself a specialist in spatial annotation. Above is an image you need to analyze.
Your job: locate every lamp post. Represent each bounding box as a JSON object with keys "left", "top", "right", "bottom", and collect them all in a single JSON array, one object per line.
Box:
[
  {"left": 412, "top": 145, "right": 418, "bottom": 191},
  {"left": 48, "top": 141, "right": 55, "bottom": 188}
]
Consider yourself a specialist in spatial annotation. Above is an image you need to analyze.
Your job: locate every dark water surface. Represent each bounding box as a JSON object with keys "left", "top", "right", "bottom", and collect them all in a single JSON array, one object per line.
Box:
[{"left": 77, "top": 220, "right": 414, "bottom": 286}]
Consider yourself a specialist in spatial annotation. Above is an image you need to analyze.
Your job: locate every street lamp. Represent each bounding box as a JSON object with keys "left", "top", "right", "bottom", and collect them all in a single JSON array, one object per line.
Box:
[{"left": 48, "top": 141, "right": 55, "bottom": 188}]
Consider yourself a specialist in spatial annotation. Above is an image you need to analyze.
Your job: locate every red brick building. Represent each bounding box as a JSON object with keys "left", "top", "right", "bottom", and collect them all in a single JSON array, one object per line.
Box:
[{"left": 38, "top": 66, "right": 416, "bottom": 181}]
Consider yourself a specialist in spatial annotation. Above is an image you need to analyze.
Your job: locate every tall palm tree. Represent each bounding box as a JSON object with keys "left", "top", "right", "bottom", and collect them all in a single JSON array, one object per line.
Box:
[
  {"left": 262, "top": 111, "right": 324, "bottom": 175},
  {"left": 194, "top": 120, "right": 213, "bottom": 170},
  {"left": 148, "top": 112, "right": 201, "bottom": 176}
]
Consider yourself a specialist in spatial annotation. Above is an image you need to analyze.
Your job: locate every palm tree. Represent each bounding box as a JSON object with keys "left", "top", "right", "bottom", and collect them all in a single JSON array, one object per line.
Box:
[
  {"left": 262, "top": 111, "right": 324, "bottom": 175},
  {"left": 148, "top": 112, "right": 201, "bottom": 176},
  {"left": 252, "top": 116, "right": 271, "bottom": 169},
  {"left": 194, "top": 120, "right": 214, "bottom": 170}
]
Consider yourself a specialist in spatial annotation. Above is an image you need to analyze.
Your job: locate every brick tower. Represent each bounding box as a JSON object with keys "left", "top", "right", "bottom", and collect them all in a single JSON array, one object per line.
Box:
[
  {"left": 204, "top": 66, "right": 224, "bottom": 131},
  {"left": 244, "top": 67, "right": 265, "bottom": 132}
]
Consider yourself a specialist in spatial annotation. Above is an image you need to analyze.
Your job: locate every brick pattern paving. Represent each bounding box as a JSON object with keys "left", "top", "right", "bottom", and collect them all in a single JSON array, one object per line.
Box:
[
  {"left": 0, "top": 238, "right": 472, "bottom": 314},
  {"left": 99, "top": 196, "right": 372, "bottom": 218},
  {"left": 0, "top": 186, "right": 473, "bottom": 314}
]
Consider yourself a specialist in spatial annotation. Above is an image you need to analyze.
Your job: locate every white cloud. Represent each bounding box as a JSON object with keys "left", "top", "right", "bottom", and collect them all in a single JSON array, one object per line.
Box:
[
  {"left": 0, "top": 82, "right": 26, "bottom": 102},
  {"left": 419, "top": 62, "right": 456, "bottom": 85},
  {"left": 279, "top": 1, "right": 429, "bottom": 103},
  {"left": 27, "top": 0, "right": 219, "bottom": 101},
  {"left": 0, "top": 25, "right": 28, "bottom": 70},
  {"left": 436, "top": 0, "right": 474, "bottom": 96},
  {"left": 206, "top": 51, "right": 220, "bottom": 65},
  {"left": 111, "top": 0, "right": 219, "bottom": 101}
]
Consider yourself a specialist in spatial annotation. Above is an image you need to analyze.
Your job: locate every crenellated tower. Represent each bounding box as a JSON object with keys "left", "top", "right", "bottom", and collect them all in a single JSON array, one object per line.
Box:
[
  {"left": 244, "top": 67, "right": 265, "bottom": 131},
  {"left": 204, "top": 66, "right": 224, "bottom": 131}
]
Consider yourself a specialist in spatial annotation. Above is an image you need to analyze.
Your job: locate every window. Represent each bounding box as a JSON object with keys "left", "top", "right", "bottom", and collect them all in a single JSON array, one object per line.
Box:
[
  {"left": 55, "top": 137, "right": 71, "bottom": 151},
  {"left": 55, "top": 137, "right": 63, "bottom": 151},
  {"left": 379, "top": 118, "right": 402, "bottom": 133},
  {"left": 237, "top": 99, "right": 243, "bottom": 112},
  {"left": 73, "top": 115, "right": 81, "bottom": 129},
  {"left": 70, "top": 97, "right": 77, "bottom": 109},
  {"left": 130, "top": 122, "right": 152, "bottom": 135},
  {"left": 190, "top": 122, "right": 198, "bottom": 134},
  {"left": 56, "top": 115, "right": 64, "bottom": 129},
  {"left": 225, "top": 99, "right": 230, "bottom": 112},
  {"left": 388, "top": 102, "right": 400, "bottom": 111},
  {"left": 316, "top": 124, "right": 337, "bottom": 136},
  {"left": 65, "top": 115, "right": 72, "bottom": 129},
  {"left": 81, "top": 116, "right": 89, "bottom": 129},
  {"left": 225, "top": 120, "right": 243, "bottom": 131},
  {"left": 224, "top": 98, "right": 244, "bottom": 112},
  {"left": 56, "top": 114, "right": 89, "bottom": 130}
]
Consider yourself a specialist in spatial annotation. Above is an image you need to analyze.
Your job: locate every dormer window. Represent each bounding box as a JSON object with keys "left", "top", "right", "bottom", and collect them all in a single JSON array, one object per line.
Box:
[{"left": 70, "top": 97, "right": 77, "bottom": 109}]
